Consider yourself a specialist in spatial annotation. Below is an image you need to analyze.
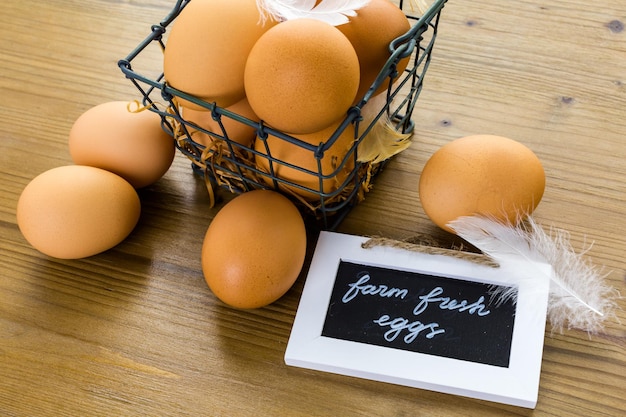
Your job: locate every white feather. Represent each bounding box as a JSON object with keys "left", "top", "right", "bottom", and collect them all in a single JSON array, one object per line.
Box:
[
  {"left": 448, "top": 215, "right": 620, "bottom": 335},
  {"left": 256, "top": 0, "right": 370, "bottom": 26}
]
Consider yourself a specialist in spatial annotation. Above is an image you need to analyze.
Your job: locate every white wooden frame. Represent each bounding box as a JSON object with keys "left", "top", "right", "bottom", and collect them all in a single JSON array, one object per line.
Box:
[{"left": 285, "top": 231, "right": 550, "bottom": 409}]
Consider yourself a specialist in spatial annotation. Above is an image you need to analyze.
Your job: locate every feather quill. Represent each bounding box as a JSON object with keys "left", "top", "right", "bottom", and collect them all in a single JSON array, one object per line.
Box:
[
  {"left": 448, "top": 215, "right": 620, "bottom": 335},
  {"left": 357, "top": 92, "right": 413, "bottom": 164},
  {"left": 256, "top": 0, "right": 370, "bottom": 26}
]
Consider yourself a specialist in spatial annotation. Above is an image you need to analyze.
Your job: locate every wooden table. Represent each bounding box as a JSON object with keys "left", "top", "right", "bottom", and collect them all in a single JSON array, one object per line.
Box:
[{"left": 2, "top": 0, "right": 624, "bottom": 415}]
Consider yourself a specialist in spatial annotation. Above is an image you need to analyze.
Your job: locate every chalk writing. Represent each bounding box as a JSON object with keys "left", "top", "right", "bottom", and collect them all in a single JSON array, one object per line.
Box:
[
  {"left": 413, "top": 286, "right": 491, "bottom": 317},
  {"left": 322, "top": 260, "right": 516, "bottom": 367},
  {"left": 341, "top": 273, "right": 491, "bottom": 345},
  {"left": 341, "top": 272, "right": 409, "bottom": 303},
  {"left": 373, "top": 314, "right": 445, "bottom": 343}
]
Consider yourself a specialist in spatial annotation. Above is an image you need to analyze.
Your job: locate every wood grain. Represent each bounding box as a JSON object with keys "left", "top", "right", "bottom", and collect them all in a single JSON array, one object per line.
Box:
[{"left": 1, "top": 0, "right": 624, "bottom": 416}]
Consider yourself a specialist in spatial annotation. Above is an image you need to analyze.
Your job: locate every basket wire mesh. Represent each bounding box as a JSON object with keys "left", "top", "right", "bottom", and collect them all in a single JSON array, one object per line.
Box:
[{"left": 118, "top": 0, "right": 448, "bottom": 230}]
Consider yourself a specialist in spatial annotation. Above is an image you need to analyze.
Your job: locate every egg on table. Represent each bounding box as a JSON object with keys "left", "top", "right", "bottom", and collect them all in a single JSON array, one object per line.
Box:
[
  {"left": 17, "top": 165, "right": 141, "bottom": 259},
  {"left": 68, "top": 101, "right": 175, "bottom": 189},
  {"left": 201, "top": 190, "right": 307, "bottom": 309},
  {"left": 418, "top": 134, "right": 546, "bottom": 233}
]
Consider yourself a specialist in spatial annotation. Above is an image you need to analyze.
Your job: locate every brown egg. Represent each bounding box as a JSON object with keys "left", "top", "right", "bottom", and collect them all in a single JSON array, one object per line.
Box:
[
  {"left": 244, "top": 18, "right": 360, "bottom": 134},
  {"left": 68, "top": 101, "right": 175, "bottom": 189},
  {"left": 338, "top": 0, "right": 411, "bottom": 102},
  {"left": 17, "top": 165, "right": 141, "bottom": 259},
  {"left": 201, "top": 190, "right": 306, "bottom": 309},
  {"left": 419, "top": 135, "right": 546, "bottom": 233},
  {"left": 163, "top": 0, "right": 277, "bottom": 109},
  {"left": 254, "top": 122, "right": 356, "bottom": 201},
  {"left": 181, "top": 98, "right": 259, "bottom": 148}
]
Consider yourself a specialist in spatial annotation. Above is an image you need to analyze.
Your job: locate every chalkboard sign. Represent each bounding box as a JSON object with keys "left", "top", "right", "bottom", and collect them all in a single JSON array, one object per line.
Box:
[
  {"left": 285, "top": 231, "right": 550, "bottom": 409},
  {"left": 322, "top": 260, "right": 516, "bottom": 367}
]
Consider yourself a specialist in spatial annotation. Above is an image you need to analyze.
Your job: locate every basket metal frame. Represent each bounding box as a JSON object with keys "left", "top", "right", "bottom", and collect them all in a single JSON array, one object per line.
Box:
[{"left": 118, "top": 0, "right": 447, "bottom": 230}]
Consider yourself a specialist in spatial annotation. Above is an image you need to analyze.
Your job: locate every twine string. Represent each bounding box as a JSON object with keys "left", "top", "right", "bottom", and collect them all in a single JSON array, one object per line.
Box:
[{"left": 361, "top": 235, "right": 499, "bottom": 267}]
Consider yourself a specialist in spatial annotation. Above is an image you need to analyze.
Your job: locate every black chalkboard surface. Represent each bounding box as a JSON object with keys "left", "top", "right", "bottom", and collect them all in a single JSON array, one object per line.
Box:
[{"left": 322, "top": 260, "right": 517, "bottom": 368}]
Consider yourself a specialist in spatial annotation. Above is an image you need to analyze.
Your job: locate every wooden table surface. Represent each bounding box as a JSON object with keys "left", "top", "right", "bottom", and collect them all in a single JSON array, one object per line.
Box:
[{"left": 1, "top": 0, "right": 624, "bottom": 416}]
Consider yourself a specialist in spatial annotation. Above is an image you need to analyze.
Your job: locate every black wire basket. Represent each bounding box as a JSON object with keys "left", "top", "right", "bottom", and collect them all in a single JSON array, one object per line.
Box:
[{"left": 118, "top": 0, "right": 447, "bottom": 230}]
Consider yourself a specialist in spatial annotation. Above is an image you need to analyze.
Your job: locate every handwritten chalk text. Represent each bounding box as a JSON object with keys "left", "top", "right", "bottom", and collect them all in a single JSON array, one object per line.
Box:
[
  {"left": 341, "top": 273, "right": 409, "bottom": 303},
  {"left": 373, "top": 314, "right": 445, "bottom": 343},
  {"left": 340, "top": 272, "right": 492, "bottom": 345},
  {"left": 413, "top": 286, "right": 491, "bottom": 317}
]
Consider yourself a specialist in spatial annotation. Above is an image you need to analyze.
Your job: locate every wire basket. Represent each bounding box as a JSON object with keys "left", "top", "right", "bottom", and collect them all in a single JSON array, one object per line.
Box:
[{"left": 118, "top": 0, "right": 447, "bottom": 230}]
